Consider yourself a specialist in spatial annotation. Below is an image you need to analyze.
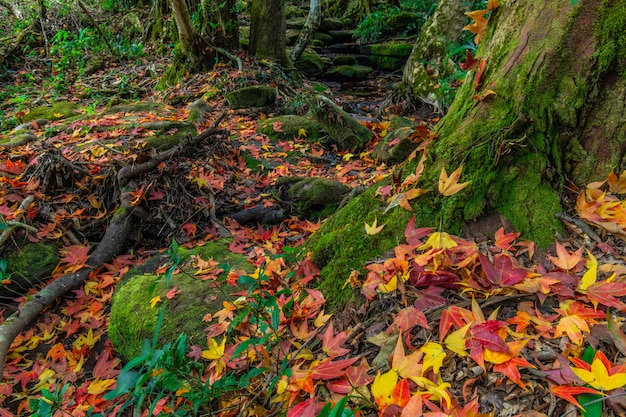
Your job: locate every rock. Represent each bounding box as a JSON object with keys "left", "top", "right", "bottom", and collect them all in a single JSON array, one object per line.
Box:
[
  {"left": 313, "top": 32, "right": 333, "bottom": 44},
  {"left": 332, "top": 55, "right": 357, "bottom": 66},
  {"left": 186, "top": 99, "right": 213, "bottom": 124},
  {"left": 318, "top": 17, "right": 345, "bottom": 32},
  {"left": 286, "top": 29, "right": 301, "bottom": 46},
  {"left": 295, "top": 51, "right": 325, "bottom": 76},
  {"left": 286, "top": 17, "right": 307, "bottom": 28},
  {"left": 277, "top": 177, "right": 351, "bottom": 219},
  {"left": 313, "top": 95, "right": 374, "bottom": 152},
  {"left": 1, "top": 243, "right": 59, "bottom": 300},
  {"left": 326, "top": 64, "right": 374, "bottom": 82},
  {"left": 360, "top": 42, "right": 413, "bottom": 70},
  {"left": 108, "top": 240, "right": 254, "bottom": 360},
  {"left": 227, "top": 86, "right": 277, "bottom": 109},
  {"left": 361, "top": 41, "right": 413, "bottom": 57},
  {"left": 257, "top": 115, "right": 324, "bottom": 142},
  {"left": 372, "top": 126, "right": 419, "bottom": 165},
  {"left": 388, "top": 116, "right": 417, "bottom": 130}
]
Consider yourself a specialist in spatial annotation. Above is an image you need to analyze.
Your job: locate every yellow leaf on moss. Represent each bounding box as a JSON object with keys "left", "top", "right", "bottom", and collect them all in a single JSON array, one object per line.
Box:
[{"left": 150, "top": 296, "right": 161, "bottom": 308}]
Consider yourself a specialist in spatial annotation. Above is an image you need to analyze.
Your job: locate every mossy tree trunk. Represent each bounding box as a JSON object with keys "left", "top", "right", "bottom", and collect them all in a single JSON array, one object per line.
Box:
[
  {"left": 430, "top": 0, "right": 626, "bottom": 245},
  {"left": 401, "top": 0, "right": 470, "bottom": 105},
  {"left": 170, "top": 0, "right": 215, "bottom": 68},
  {"left": 249, "top": 0, "right": 290, "bottom": 67},
  {"left": 288, "top": 0, "right": 322, "bottom": 63},
  {"left": 306, "top": 0, "right": 626, "bottom": 310}
]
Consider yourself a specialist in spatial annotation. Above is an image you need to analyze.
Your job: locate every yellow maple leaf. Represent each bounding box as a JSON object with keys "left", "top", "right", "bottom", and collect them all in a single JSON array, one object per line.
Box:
[
  {"left": 444, "top": 323, "right": 470, "bottom": 357},
  {"left": 365, "top": 217, "right": 385, "bottom": 235},
  {"left": 555, "top": 314, "right": 589, "bottom": 345},
  {"left": 579, "top": 249, "right": 598, "bottom": 292},
  {"left": 150, "top": 296, "right": 161, "bottom": 308},
  {"left": 372, "top": 370, "right": 398, "bottom": 407},
  {"left": 571, "top": 351, "right": 626, "bottom": 391},
  {"left": 87, "top": 379, "right": 116, "bottom": 395},
  {"left": 419, "top": 342, "right": 446, "bottom": 375},
  {"left": 298, "top": 128, "right": 307, "bottom": 137},
  {"left": 342, "top": 153, "right": 355, "bottom": 161},
  {"left": 392, "top": 335, "right": 424, "bottom": 382},
  {"left": 418, "top": 232, "right": 458, "bottom": 250},
  {"left": 438, "top": 165, "right": 471, "bottom": 196},
  {"left": 202, "top": 337, "right": 226, "bottom": 360}
]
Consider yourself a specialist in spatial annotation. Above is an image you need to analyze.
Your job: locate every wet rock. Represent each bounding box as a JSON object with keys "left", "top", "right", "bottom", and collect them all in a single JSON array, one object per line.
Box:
[{"left": 277, "top": 176, "right": 351, "bottom": 219}]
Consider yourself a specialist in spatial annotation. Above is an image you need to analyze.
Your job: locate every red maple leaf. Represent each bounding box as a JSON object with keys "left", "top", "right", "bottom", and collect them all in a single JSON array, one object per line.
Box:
[
  {"left": 310, "top": 357, "right": 359, "bottom": 380},
  {"left": 320, "top": 321, "right": 350, "bottom": 358}
]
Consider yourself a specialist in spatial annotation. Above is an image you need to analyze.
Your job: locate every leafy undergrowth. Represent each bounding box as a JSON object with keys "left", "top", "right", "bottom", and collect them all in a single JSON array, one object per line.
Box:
[{"left": 2, "top": 44, "right": 626, "bottom": 417}]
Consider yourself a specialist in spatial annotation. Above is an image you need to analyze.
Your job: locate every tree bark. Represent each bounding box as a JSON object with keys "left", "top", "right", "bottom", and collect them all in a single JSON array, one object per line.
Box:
[
  {"left": 249, "top": 0, "right": 290, "bottom": 67},
  {"left": 169, "top": 0, "right": 215, "bottom": 67},
  {"left": 401, "top": 0, "right": 470, "bottom": 106},
  {"left": 289, "top": 0, "right": 322, "bottom": 63}
]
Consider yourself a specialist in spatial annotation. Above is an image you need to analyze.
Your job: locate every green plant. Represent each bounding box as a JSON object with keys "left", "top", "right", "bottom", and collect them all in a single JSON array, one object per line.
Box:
[{"left": 29, "top": 383, "right": 72, "bottom": 416}]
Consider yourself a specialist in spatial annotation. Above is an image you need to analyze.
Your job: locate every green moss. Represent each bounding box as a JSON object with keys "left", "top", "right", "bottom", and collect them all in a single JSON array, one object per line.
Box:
[
  {"left": 360, "top": 42, "right": 413, "bottom": 57},
  {"left": 109, "top": 240, "right": 253, "bottom": 360},
  {"left": 226, "top": 86, "right": 277, "bottom": 109},
  {"left": 594, "top": 0, "right": 626, "bottom": 76},
  {"left": 257, "top": 115, "right": 324, "bottom": 143},
  {"left": 23, "top": 102, "right": 78, "bottom": 122},
  {"left": 305, "top": 186, "right": 418, "bottom": 311}
]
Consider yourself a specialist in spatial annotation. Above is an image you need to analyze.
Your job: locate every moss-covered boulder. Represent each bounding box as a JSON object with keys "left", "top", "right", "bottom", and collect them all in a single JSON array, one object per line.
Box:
[
  {"left": 257, "top": 115, "right": 325, "bottom": 142},
  {"left": 23, "top": 101, "right": 79, "bottom": 123},
  {"left": 277, "top": 177, "right": 350, "bottom": 219},
  {"left": 361, "top": 42, "right": 412, "bottom": 70},
  {"left": 326, "top": 65, "right": 374, "bottom": 81},
  {"left": 333, "top": 55, "right": 357, "bottom": 66},
  {"left": 1, "top": 243, "right": 59, "bottom": 299},
  {"left": 108, "top": 240, "right": 254, "bottom": 360},
  {"left": 313, "top": 95, "right": 374, "bottom": 152},
  {"left": 373, "top": 127, "right": 419, "bottom": 165},
  {"left": 227, "top": 86, "right": 277, "bottom": 109},
  {"left": 295, "top": 51, "right": 325, "bottom": 76}
]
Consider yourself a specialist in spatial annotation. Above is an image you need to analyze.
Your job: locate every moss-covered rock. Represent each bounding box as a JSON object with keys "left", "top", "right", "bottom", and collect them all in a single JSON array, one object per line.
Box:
[
  {"left": 369, "top": 56, "right": 408, "bottom": 71},
  {"left": 373, "top": 127, "right": 419, "bottom": 165},
  {"left": 257, "top": 115, "right": 325, "bottom": 143},
  {"left": 295, "top": 51, "right": 325, "bottom": 76},
  {"left": 278, "top": 177, "right": 350, "bottom": 219},
  {"left": 227, "top": 86, "right": 277, "bottom": 109},
  {"left": 313, "top": 95, "right": 374, "bottom": 152},
  {"left": 333, "top": 55, "right": 357, "bottom": 66},
  {"left": 108, "top": 240, "right": 254, "bottom": 361},
  {"left": 326, "top": 64, "right": 374, "bottom": 81},
  {"left": 313, "top": 32, "right": 334, "bottom": 44},
  {"left": 360, "top": 42, "right": 413, "bottom": 57},
  {"left": 1, "top": 243, "right": 59, "bottom": 299},
  {"left": 304, "top": 186, "right": 415, "bottom": 311},
  {"left": 23, "top": 101, "right": 79, "bottom": 123}
]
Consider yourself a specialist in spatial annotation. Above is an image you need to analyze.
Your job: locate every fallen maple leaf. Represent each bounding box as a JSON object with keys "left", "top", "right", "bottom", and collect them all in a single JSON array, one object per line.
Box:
[
  {"left": 550, "top": 385, "right": 602, "bottom": 409},
  {"left": 608, "top": 170, "right": 626, "bottom": 194},
  {"left": 547, "top": 242, "right": 583, "bottom": 271},
  {"left": 365, "top": 217, "right": 385, "bottom": 235},
  {"left": 320, "top": 321, "right": 350, "bottom": 358},
  {"left": 571, "top": 351, "right": 626, "bottom": 391},
  {"left": 438, "top": 165, "right": 470, "bottom": 196}
]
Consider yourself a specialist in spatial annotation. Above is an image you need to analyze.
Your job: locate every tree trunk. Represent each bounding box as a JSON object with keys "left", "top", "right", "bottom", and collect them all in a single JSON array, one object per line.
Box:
[
  {"left": 170, "top": 0, "right": 215, "bottom": 67},
  {"left": 401, "top": 0, "right": 470, "bottom": 107},
  {"left": 430, "top": 0, "right": 626, "bottom": 245},
  {"left": 288, "top": 0, "right": 322, "bottom": 63},
  {"left": 305, "top": 0, "right": 626, "bottom": 309},
  {"left": 249, "top": 0, "right": 290, "bottom": 67}
]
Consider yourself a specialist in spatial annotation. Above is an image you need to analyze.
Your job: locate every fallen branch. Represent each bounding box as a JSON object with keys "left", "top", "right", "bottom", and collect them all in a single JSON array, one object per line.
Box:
[
  {"left": 0, "top": 206, "right": 132, "bottom": 378},
  {"left": 0, "top": 196, "right": 35, "bottom": 248}
]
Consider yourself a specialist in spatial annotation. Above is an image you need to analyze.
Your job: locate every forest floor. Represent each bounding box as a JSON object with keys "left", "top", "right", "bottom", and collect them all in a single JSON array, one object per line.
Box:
[{"left": 2, "top": 46, "right": 626, "bottom": 417}]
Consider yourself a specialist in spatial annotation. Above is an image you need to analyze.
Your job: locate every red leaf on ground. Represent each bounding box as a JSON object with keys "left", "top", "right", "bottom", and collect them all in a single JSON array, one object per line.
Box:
[
  {"left": 320, "top": 321, "right": 350, "bottom": 358},
  {"left": 310, "top": 357, "right": 359, "bottom": 380}
]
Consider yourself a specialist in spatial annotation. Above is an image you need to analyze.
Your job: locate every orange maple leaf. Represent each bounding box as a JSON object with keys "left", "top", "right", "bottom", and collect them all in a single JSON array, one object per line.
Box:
[
  {"left": 438, "top": 165, "right": 470, "bottom": 196},
  {"left": 547, "top": 242, "right": 583, "bottom": 271}
]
